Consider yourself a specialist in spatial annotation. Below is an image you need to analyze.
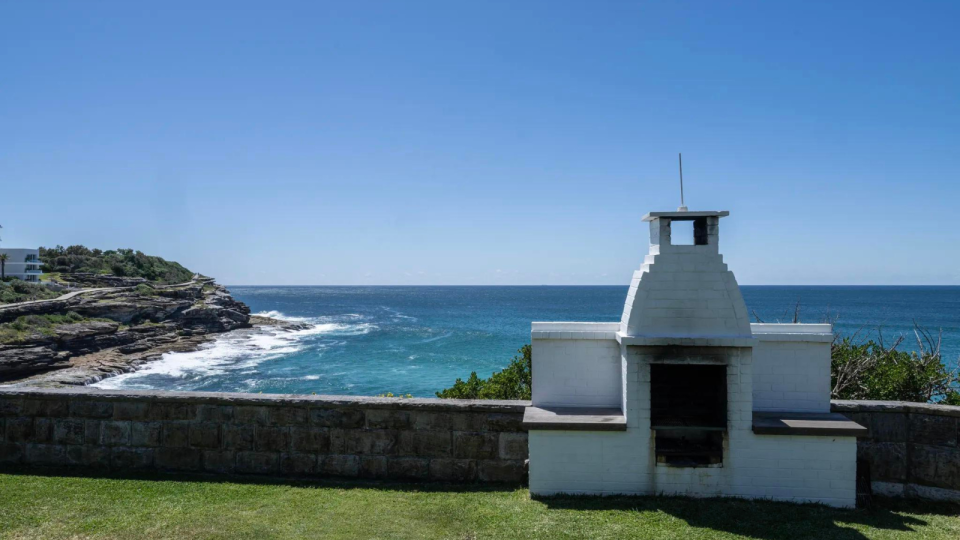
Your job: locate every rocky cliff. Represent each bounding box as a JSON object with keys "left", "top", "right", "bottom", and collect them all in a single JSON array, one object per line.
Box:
[{"left": 0, "top": 279, "right": 254, "bottom": 384}]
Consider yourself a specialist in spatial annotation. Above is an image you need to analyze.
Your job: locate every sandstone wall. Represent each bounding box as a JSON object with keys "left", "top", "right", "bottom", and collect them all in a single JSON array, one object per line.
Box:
[
  {"left": 833, "top": 400, "right": 960, "bottom": 500},
  {"left": 0, "top": 388, "right": 528, "bottom": 483}
]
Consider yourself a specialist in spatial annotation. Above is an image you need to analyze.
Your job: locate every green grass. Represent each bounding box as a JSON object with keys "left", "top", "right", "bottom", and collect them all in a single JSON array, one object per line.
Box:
[{"left": 0, "top": 472, "right": 958, "bottom": 539}]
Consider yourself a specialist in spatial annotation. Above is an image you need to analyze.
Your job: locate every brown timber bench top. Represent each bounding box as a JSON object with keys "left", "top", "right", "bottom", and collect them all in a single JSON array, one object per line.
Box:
[
  {"left": 752, "top": 411, "right": 869, "bottom": 437},
  {"left": 523, "top": 406, "right": 627, "bottom": 431}
]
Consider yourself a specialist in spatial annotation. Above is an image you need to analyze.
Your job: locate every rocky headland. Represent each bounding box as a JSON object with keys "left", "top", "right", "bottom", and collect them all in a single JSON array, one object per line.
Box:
[{"left": 0, "top": 275, "right": 304, "bottom": 387}]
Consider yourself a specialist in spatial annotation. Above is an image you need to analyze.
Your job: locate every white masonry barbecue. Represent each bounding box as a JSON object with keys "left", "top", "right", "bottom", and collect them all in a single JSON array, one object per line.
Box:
[{"left": 524, "top": 209, "right": 867, "bottom": 508}]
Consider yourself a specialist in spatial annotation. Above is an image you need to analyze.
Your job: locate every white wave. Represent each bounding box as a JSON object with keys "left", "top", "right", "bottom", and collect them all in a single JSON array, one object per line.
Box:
[
  {"left": 419, "top": 331, "right": 452, "bottom": 344},
  {"left": 92, "top": 317, "right": 375, "bottom": 389}
]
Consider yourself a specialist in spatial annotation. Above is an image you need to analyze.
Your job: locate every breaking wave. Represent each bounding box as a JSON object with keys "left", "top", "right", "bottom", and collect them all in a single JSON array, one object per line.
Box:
[{"left": 92, "top": 312, "right": 376, "bottom": 390}]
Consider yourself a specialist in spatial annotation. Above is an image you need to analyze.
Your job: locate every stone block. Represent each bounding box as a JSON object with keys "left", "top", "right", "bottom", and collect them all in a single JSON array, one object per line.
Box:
[
  {"left": 155, "top": 447, "right": 202, "bottom": 471},
  {"left": 162, "top": 422, "right": 190, "bottom": 448},
  {"left": 33, "top": 417, "right": 54, "bottom": 443},
  {"left": 100, "top": 421, "right": 131, "bottom": 447},
  {"left": 291, "top": 427, "right": 330, "bottom": 454},
  {"left": 234, "top": 406, "right": 270, "bottom": 425},
  {"left": 5, "top": 418, "right": 32, "bottom": 443},
  {"left": 0, "top": 399, "right": 22, "bottom": 417},
  {"left": 113, "top": 402, "right": 149, "bottom": 421},
  {"left": 280, "top": 452, "right": 317, "bottom": 475},
  {"left": 69, "top": 401, "right": 113, "bottom": 419},
  {"left": 236, "top": 451, "right": 280, "bottom": 475},
  {"left": 189, "top": 422, "right": 221, "bottom": 449},
  {"left": 910, "top": 444, "right": 960, "bottom": 490},
  {"left": 254, "top": 426, "right": 290, "bottom": 452},
  {"left": 365, "top": 409, "right": 412, "bottom": 430},
  {"left": 858, "top": 441, "right": 906, "bottom": 483},
  {"left": 386, "top": 457, "right": 429, "bottom": 480},
  {"left": 53, "top": 419, "right": 86, "bottom": 445},
  {"left": 477, "top": 459, "right": 526, "bottom": 484},
  {"left": 498, "top": 432, "right": 528, "bottom": 460},
  {"left": 197, "top": 405, "right": 233, "bottom": 423},
  {"left": 131, "top": 422, "right": 162, "bottom": 447},
  {"left": 311, "top": 408, "right": 364, "bottom": 429},
  {"left": 21, "top": 399, "right": 69, "bottom": 418},
  {"left": 0, "top": 443, "right": 22, "bottom": 464},
  {"left": 319, "top": 455, "right": 359, "bottom": 477},
  {"left": 428, "top": 458, "right": 477, "bottom": 482},
  {"left": 343, "top": 429, "right": 398, "bottom": 455},
  {"left": 269, "top": 407, "right": 307, "bottom": 426},
  {"left": 222, "top": 424, "right": 256, "bottom": 451},
  {"left": 203, "top": 450, "right": 236, "bottom": 473},
  {"left": 453, "top": 432, "right": 498, "bottom": 459},
  {"left": 399, "top": 430, "right": 451, "bottom": 458},
  {"left": 110, "top": 447, "right": 155, "bottom": 470},
  {"left": 412, "top": 412, "right": 484, "bottom": 432},
  {"left": 84, "top": 420, "right": 101, "bottom": 444},
  {"left": 483, "top": 413, "right": 523, "bottom": 432},
  {"left": 24, "top": 443, "right": 68, "bottom": 465},
  {"left": 866, "top": 412, "right": 907, "bottom": 442},
  {"left": 908, "top": 414, "right": 957, "bottom": 447},
  {"left": 364, "top": 409, "right": 413, "bottom": 429},
  {"left": 359, "top": 456, "right": 388, "bottom": 479},
  {"left": 328, "top": 429, "right": 346, "bottom": 453},
  {"left": 78, "top": 445, "right": 110, "bottom": 468},
  {"left": 147, "top": 402, "right": 197, "bottom": 421}
]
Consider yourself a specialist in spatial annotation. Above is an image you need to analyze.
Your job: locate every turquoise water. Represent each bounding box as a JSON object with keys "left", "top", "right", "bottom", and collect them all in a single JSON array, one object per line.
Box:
[{"left": 94, "top": 286, "right": 960, "bottom": 397}]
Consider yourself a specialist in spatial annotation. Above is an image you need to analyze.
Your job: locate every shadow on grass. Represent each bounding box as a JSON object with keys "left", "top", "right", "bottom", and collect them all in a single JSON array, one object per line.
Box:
[{"left": 535, "top": 493, "right": 960, "bottom": 540}]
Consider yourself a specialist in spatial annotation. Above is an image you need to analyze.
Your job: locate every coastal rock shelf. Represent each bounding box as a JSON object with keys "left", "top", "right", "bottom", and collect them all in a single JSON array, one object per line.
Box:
[{"left": 0, "top": 278, "right": 256, "bottom": 385}]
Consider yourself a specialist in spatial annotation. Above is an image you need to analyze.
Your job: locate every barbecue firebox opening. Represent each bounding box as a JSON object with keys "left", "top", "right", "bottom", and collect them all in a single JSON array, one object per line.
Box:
[{"left": 651, "top": 364, "right": 727, "bottom": 467}]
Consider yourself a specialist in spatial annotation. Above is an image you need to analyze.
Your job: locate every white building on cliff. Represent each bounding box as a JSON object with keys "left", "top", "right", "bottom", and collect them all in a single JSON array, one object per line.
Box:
[{"left": 0, "top": 248, "right": 43, "bottom": 282}]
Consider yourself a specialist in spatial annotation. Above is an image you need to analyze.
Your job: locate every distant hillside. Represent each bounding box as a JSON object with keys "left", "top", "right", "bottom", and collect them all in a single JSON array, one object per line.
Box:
[{"left": 40, "top": 246, "right": 195, "bottom": 284}]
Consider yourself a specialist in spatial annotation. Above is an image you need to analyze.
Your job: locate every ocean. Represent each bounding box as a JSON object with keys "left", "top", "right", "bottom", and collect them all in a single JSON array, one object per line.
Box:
[{"left": 93, "top": 286, "right": 960, "bottom": 397}]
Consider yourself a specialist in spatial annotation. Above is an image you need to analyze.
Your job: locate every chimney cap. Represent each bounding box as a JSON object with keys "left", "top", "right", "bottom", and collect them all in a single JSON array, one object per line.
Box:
[{"left": 642, "top": 210, "right": 729, "bottom": 222}]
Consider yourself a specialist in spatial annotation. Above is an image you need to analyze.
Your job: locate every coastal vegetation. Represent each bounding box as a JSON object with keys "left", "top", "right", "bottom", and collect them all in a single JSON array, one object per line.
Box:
[
  {"left": 39, "top": 245, "right": 194, "bottom": 284},
  {"left": 0, "top": 473, "right": 957, "bottom": 539},
  {"left": 832, "top": 327, "right": 960, "bottom": 405},
  {"left": 436, "top": 345, "right": 531, "bottom": 400},
  {"left": 0, "top": 312, "right": 113, "bottom": 345},
  {"left": 0, "top": 279, "right": 62, "bottom": 304},
  {"left": 438, "top": 332, "right": 960, "bottom": 405}
]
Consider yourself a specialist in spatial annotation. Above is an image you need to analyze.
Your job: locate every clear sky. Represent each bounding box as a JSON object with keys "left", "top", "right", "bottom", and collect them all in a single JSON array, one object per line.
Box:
[{"left": 2, "top": 1, "right": 958, "bottom": 285}]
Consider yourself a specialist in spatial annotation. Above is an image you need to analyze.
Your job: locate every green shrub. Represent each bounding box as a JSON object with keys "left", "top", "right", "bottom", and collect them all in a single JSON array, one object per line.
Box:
[
  {"left": 39, "top": 245, "right": 194, "bottom": 284},
  {"left": 436, "top": 345, "right": 531, "bottom": 400},
  {"left": 831, "top": 327, "right": 960, "bottom": 405},
  {"left": 0, "top": 280, "right": 62, "bottom": 304},
  {"left": 0, "top": 311, "right": 94, "bottom": 343}
]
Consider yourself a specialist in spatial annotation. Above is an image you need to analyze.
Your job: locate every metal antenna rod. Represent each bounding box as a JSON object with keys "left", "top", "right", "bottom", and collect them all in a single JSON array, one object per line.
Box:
[{"left": 678, "top": 153, "right": 687, "bottom": 211}]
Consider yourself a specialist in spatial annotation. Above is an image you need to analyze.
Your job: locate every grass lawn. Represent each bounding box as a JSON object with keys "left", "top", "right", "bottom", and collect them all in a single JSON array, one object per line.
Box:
[{"left": 1, "top": 471, "right": 958, "bottom": 539}]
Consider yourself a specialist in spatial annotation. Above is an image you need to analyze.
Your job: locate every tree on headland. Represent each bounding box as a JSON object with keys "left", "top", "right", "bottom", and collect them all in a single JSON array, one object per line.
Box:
[{"left": 39, "top": 245, "right": 194, "bottom": 284}]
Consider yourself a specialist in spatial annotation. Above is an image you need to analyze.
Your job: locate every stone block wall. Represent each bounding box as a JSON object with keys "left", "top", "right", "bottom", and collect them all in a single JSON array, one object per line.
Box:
[
  {"left": 0, "top": 388, "right": 528, "bottom": 484},
  {"left": 833, "top": 400, "right": 960, "bottom": 500}
]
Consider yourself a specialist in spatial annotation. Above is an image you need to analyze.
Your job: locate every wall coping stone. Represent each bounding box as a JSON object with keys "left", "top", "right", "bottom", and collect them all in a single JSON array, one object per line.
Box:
[
  {"left": 832, "top": 399, "right": 960, "bottom": 419},
  {"left": 0, "top": 387, "right": 530, "bottom": 413}
]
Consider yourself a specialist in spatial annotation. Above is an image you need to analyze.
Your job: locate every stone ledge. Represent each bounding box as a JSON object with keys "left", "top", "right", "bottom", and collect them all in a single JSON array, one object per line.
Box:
[
  {"left": 752, "top": 412, "right": 868, "bottom": 437},
  {"left": 522, "top": 406, "right": 626, "bottom": 432},
  {"left": 0, "top": 387, "right": 529, "bottom": 414},
  {"left": 832, "top": 400, "right": 960, "bottom": 419},
  {"left": 617, "top": 333, "right": 756, "bottom": 347}
]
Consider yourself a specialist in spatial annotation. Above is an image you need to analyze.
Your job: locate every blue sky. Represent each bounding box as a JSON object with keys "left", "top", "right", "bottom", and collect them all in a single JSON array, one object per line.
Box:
[{"left": 2, "top": 1, "right": 958, "bottom": 285}]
